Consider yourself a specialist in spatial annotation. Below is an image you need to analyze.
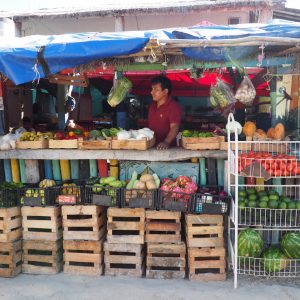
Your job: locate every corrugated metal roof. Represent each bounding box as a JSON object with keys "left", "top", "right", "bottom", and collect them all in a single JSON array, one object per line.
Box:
[
  {"left": 274, "top": 8, "right": 300, "bottom": 22},
  {"left": 0, "top": 0, "right": 278, "bottom": 20}
]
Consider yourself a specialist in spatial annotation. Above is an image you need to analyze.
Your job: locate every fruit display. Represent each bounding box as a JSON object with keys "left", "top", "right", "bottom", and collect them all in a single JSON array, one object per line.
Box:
[
  {"left": 19, "top": 131, "right": 54, "bottom": 141},
  {"left": 238, "top": 228, "right": 264, "bottom": 258},
  {"left": 53, "top": 130, "right": 82, "bottom": 140},
  {"left": 181, "top": 130, "right": 214, "bottom": 138},
  {"left": 238, "top": 152, "right": 299, "bottom": 177},
  {"left": 238, "top": 188, "right": 300, "bottom": 210},
  {"left": 116, "top": 128, "right": 154, "bottom": 141},
  {"left": 88, "top": 128, "right": 121, "bottom": 140},
  {"left": 61, "top": 183, "right": 81, "bottom": 196},
  {"left": 0, "top": 182, "right": 24, "bottom": 207},
  {"left": 194, "top": 187, "right": 229, "bottom": 214},
  {"left": 261, "top": 247, "right": 289, "bottom": 273},
  {"left": 125, "top": 171, "right": 160, "bottom": 207},
  {"left": 159, "top": 176, "right": 197, "bottom": 211},
  {"left": 280, "top": 232, "right": 300, "bottom": 259},
  {"left": 39, "top": 179, "right": 56, "bottom": 188}
]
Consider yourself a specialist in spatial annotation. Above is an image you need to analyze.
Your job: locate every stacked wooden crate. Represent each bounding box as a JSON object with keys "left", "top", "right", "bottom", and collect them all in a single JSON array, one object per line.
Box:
[
  {"left": 62, "top": 205, "right": 106, "bottom": 276},
  {"left": 185, "top": 214, "right": 226, "bottom": 281},
  {"left": 145, "top": 210, "right": 186, "bottom": 279},
  {"left": 0, "top": 207, "right": 22, "bottom": 278},
  {"left": 104, "top": 208, "right": 145, "bottom": 277},
  {"left": 21, "top": 206, "right": 63, "bottom": 274}
]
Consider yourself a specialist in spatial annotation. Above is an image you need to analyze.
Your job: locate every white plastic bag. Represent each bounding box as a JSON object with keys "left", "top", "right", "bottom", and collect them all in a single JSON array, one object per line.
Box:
[{"left": 235, "top": 76, "right": 256, "bottom": 106}]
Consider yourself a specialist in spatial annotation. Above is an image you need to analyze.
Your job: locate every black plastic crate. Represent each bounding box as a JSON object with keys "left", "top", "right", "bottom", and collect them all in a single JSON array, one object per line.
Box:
[
  {"left": 20, "top": 186, "right": 58, "bottom": 206},
  {"left": 84, "top": 185, "right": 121, "bottom": 207},
  {"left": 0, "top": 188, "right": 20, "bottom": 208},
  {"left": 121, "top": 188, "right": 157, "bottom": 209},
  {"left": 157, "top": 190, "right": 194, "bottom": 212},
  {"left": 193, "top": 187, "right": 230, "bottom": 214},
  {"left": 51, "top": 183, "right": 85, "bottom": 205}
]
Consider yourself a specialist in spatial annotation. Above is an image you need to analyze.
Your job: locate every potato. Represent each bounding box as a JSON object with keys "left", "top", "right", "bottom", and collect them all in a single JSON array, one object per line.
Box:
[
  {"left": 140, "top": 174, "right": 154, "bottom": 182},
  {"left": 146, "top": 180, "right": 157, "bottom": 190}
]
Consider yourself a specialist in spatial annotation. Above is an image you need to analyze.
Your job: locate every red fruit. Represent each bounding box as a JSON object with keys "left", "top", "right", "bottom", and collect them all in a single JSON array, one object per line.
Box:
[{"left": 54, "top": 132, "right": 65, "bottom": 140}]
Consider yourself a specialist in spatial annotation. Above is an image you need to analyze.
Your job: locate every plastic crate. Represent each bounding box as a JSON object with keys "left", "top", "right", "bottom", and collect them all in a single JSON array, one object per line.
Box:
[
  {"left": 0, "top": 189, "right": 20, "bottom": 208},
  {"left": 20, "top": 185, "right": 58, "bottom": 207},
  {"left": 121, "top": 189, "right": 157, "bottom": 209},
  {"left": 157, "top": 190, "right": 194, "bottom": 212},
  {"left": 84, "top": 185, "right": 121, "bottom": 207},
  {"left": 193, "top": 187, "right": 230, "bottom": 214},
  {"left": 51, "top": 183, "right": 85, "bottom": 205}
]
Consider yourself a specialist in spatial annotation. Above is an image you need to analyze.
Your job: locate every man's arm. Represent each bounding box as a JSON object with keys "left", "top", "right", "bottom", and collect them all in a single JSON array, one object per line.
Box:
[{"left": 156, "top": 123, "right": 180, "bottom": 150}]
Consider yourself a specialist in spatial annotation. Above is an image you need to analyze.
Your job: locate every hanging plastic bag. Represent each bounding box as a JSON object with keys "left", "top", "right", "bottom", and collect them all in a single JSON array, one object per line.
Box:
[
  {"left": 235, "top": 75, "right": 256, "bottom": 106},
  {"left": 210, "top": 78, "right": 236, "bottom": 108},
  {"left": 107, "top": 75, "right": 132, "bottom": 107}
]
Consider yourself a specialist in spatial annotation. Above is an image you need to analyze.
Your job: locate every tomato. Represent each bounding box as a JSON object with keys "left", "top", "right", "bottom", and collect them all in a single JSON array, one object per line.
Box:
[{"left": 275, "top": 169, "right": 282, "bottom": 177}]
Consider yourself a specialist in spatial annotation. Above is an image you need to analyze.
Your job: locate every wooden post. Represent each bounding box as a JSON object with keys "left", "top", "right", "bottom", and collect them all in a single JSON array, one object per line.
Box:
[
  {"left": 52, "top": 160, "right": 62, "bottom": 181},
  {"left": 217, "top": 159, "right": 224, "bottom": 187},
  {"left": 269, "top": 67, "right": 278, "bottom": 127},
  {"left": 199, "top": 158, "right": 206, "bottom": 186},
  {"left": 60, "top": 160, "right": 71, "bottom": 181},
  {"left": 70, "top": 160, "right": 79, "bottom": 180},
  {"left": 25, "top": 160, "right": 40, "bottom": 183},
  {"left": 97, "top": 160, "right": 108, "bottom": 178},
  {"left": 10, "top": 159, "right": 20, "bottom": 183},
  {"left": 89, "top": 159, "right": 98, "bottom": 178},
  {"left": 79, "top": 160, "right": 90, "bottom": 180},
  {"left": 57, "top": 85, "right": 67, "bottom": 131},
  {"left": 44, "top": 160, "right": 53, "bottom": 179},
  {"left": 3, "top": 159, "right": 12, "bottom": 182},
  {"left": 207, "top": 158, "right": 217, "bottom": 186},
  {"left": 19, "top": 159, "right": 26, "bottom": 183},
  {"left": 0, "top": 160, "right": 5, "bottom": 183}
]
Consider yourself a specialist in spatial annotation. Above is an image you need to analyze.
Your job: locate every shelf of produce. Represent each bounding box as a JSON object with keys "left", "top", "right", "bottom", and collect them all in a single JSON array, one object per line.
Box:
[
  {"left": 230, "top": 185, "right": 300, "bottom": 227},
  {"left": 0, "top": 148, "right": 227, "bottom": 161}
]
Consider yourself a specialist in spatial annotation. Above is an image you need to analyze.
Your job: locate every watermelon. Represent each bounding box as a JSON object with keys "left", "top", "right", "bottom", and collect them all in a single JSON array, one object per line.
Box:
[
  {"left": 238, "top": 228, "right": 264, "bottom": 258},
  {"left": 280, "top": 232, "right": 300, "bottom": 259},
  {"left": 261, "top": 247, "right": 289, "bottom": 273}
]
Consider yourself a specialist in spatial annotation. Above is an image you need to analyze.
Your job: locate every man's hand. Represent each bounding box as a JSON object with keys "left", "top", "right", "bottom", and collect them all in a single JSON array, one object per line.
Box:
[{"left": 156, "top": 142, "right": 169, "bottom": 150}]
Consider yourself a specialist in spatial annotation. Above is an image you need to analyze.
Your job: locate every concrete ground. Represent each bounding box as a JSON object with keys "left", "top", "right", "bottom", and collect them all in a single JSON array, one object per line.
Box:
[{"left": 0, "top": 273, "right": 299, "bottom": 300}]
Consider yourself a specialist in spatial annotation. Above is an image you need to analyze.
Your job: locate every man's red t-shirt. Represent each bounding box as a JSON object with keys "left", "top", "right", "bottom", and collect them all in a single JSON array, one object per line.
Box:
[{"left": 148, "top": 97, "right": 181, "bottom": 146}]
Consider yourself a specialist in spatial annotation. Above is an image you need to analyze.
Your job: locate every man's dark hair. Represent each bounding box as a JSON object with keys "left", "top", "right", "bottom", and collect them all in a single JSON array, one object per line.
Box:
[{"left": 151, "top": 76, "right": 172, "bottom": 95}]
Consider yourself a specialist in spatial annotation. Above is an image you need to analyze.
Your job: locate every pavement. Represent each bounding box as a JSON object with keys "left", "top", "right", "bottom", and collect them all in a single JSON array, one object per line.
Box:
[{"left": 0, "top": 273, "right": 299, "bottom": 300}]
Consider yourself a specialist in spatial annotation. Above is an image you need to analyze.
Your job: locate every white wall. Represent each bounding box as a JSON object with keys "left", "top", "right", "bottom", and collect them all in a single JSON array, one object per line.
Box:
[{"left": 20, "top": 8, "right": 270, "bottom": 36}]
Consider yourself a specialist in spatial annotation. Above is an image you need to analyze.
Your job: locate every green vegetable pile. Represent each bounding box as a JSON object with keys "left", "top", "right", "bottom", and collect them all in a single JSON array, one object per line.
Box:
[
  {"left": 89, "top": 128, "right": 121, "bottom": 140},
  {"left": 182, "top": 130, "right": 214, "bottom": 138},
  {"left": 0, "top": 182, "right": 24, "bottom": 207}
]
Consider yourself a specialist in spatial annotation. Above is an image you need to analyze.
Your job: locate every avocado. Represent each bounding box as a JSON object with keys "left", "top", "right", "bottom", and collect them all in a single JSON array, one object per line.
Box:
[
  {"left": 268, "top": 200, "right": 278, "bottom": 209},
  {"left": 238, "top": 190, "right": 247, "bottom": 197},
  {"left": 248, "top": 194, "right": 257, "bottom": 201},
  {"left": 259, "top": 195, "right": 269, "bottom": 202},
  {"left": 259, "top": 201, "right": 268, "bottom": 208},
  {"left": 246, "top": 188, "right": 256, "bottom": 195},
  {"left": 288, "top": 202, "right": 296, "bottom": 209},
  {"left": 247, "top": 200, "right": 257, "bottom": 208}
]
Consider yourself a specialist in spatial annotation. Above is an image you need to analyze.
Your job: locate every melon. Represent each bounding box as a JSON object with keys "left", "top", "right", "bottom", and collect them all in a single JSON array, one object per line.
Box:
[
  {"left": 261, "top": 247, "right": 289, "bottom": 273},
  {"left": 238, "top": 228, "right": 264, "bottom": 258},
  {"left": 280, "top": 232, "right": 300, "bottom": 259}
]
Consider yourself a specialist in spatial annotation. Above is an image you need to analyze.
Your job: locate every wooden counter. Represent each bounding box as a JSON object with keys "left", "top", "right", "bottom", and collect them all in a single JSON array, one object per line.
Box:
[{"left": 0, "top": 148, "right": 227, "bottom": 162}]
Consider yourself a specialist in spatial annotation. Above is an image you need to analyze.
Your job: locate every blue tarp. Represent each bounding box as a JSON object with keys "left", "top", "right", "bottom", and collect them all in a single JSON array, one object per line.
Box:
[{"left": 1, "top": 20, "right": 300, "bottom": 85}]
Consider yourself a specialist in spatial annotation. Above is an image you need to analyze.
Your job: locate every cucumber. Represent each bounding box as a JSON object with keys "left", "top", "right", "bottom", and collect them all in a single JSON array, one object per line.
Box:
[
  {"left": 126, "top": 171, "right": 138, "bottom": 189},
  {"left": 152, "top": 173, "right": 160, "bottom": 188}
]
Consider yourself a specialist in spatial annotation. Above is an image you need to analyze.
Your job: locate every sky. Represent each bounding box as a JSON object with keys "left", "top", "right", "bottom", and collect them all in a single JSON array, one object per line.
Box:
[{"left": 0, "top": 0, "right": 299, "bottom": 11}]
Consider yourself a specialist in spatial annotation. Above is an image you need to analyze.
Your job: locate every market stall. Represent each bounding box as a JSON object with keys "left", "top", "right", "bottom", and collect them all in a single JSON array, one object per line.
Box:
[{"left": 0, "top": 21, "right": 300, "bottom": 286}]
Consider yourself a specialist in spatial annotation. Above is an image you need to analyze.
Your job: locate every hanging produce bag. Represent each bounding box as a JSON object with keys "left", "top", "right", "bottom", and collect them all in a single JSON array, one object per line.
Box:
[
  {"left": 210, "top": 77, "right": 236, "bottom": 108},
  {"left": 235, "top": 75, "right": 256, "bottom": 106},
  {"left": 107, "top": 76, "right": 132, "bottom": 107}
]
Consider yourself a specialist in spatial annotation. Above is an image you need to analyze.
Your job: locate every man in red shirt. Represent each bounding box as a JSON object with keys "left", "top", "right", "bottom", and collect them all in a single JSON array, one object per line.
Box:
[{"left": 148, "top": 76, "right": 181, "bottom": 150}]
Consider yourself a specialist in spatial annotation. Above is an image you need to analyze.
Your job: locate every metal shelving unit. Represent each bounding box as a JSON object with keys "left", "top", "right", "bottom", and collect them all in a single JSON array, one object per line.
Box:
[{"left": 227, "top": 113, "right": 300, "bottom": 288}]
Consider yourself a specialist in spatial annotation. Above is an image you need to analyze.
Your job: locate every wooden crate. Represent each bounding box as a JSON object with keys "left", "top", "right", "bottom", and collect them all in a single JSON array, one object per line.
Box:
[
  {"left": 188, "top": 247, "right": 226, "bottom": 281},
  {"left": 16, "top": 140, "right": 49, "bottom": 149},
  {"left": 111, "top": 138, "right": 155, "bottom": 150},
  {"left": 181, "top": 136, "right": 224, "bottom": 150},
  {"left": 62, "top": 205, "right": 106, "bottom": 241},
  {"left": 22, "top": 239, "right": 63, "bottom": 275},
  {"left": 107, "top": 207, "right": 145, "bottom": 244},
  {"left": 0, "top": 207, "right": 22, "bottom": 242},
  {"left": 185, "top": 214, "right": 224, "bottom": 248},
  {"left": 251, "top": 142, "right": 288, "bottom": 153},
  {"left": 220, "top": 142, "right": 252, "bottom": 151},
  {"left": 145, "top": 210, "right": 181, "bottom": 244},
  {"left": 63, "top": 239, "right": 104, "bottom": 276},
  {"left": 78, "top": 138, "right": 111, "bottom": 150},
  {"left": 0, "top": 240, "right": 22, "bottom": 278},
  {"left": 49, "top": 139, "right": 78, "bottom": 149},
  {"left": 146, "top": 242, "right": 186, "bottom": 279},
  {"left": 22, "top": 206, "right": 62, "bottom": 241},
  {"left": 104, "top": 242, "right": 145, "bottom": 277}
]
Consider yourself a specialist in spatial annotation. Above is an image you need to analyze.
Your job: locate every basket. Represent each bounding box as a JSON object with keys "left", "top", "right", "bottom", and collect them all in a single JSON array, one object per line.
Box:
[
  {"left": 121, "top": 189, "right": 157, "bottom": 209},
  {"left": 157, "top": 190, "right": 194, "bottom": 212},
  {"left": 0, "top": 188, "right": 21, "bottom": 208},
  {"left": 84, "top": 185, "right": 121, "bottom": 207},
  {"left": 52, "top": 183, "right": 85, "bottom": 205}
]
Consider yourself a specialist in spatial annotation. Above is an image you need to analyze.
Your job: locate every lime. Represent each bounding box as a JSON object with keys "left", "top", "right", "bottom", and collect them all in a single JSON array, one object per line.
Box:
[
  {"left": 238, "top": 190, "right": 247, "bottom": 197},
  {"left": 268, "top": 200, "right": 278, "bottom": 209},
  {"left": 296, "top": 202, "right": 300, "bottom": 210},
  {"left": 246, "top": 188, "right": 256, "bottom": 195},
  {"left": 259, "top": 201, "right": 268, "bottom": 208},
  {"left": 248, "top": 194, "right": 257, "bottom": 201},
  {"left": 288, "top": 202, "right": 296, "bottom": 209},
  {"left": 279, "top": 202, "right": 287, "bottom": 209},
  {"left": 248, "top": 200, "right": 257, "bottom": 208}
]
